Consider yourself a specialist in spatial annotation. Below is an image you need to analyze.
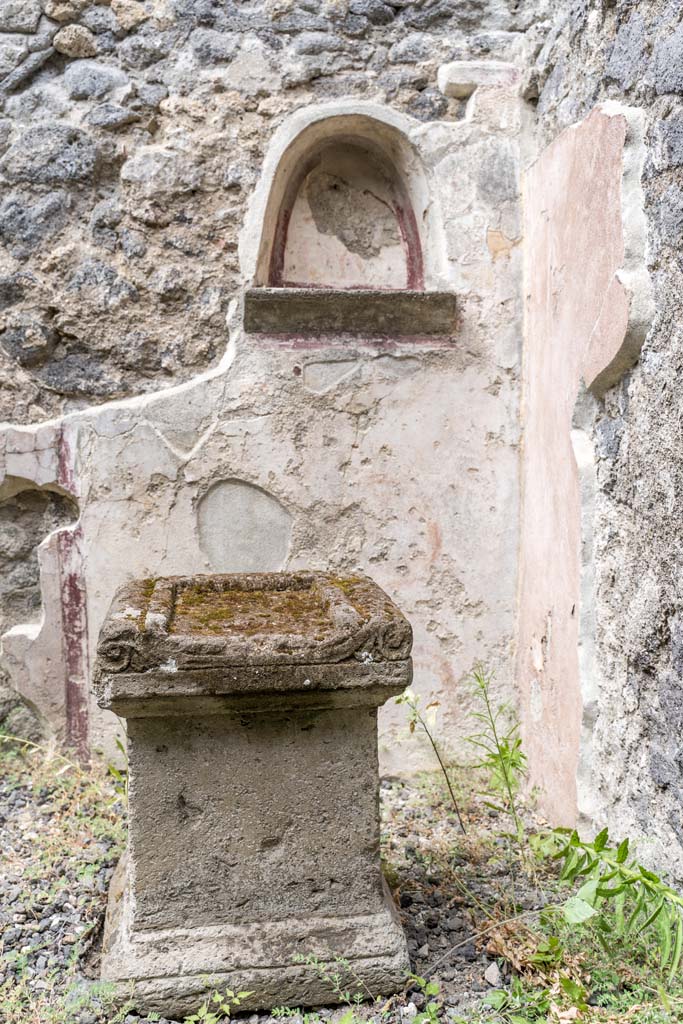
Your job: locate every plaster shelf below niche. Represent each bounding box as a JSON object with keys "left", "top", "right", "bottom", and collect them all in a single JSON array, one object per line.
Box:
[{"left": 243, "top": 287, "right": 458, "bottom": 338}]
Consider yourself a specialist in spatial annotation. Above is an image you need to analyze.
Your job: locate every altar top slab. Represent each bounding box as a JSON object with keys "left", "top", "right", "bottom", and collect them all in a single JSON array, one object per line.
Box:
[{"left": 95, "top": 571, "right": 412, "bottom": 676}]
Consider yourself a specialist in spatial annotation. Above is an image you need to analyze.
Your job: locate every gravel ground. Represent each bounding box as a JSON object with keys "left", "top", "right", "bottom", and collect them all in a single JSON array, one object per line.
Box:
[{"left": 0, "top": 742, "right": 547, "bottom": 1024}]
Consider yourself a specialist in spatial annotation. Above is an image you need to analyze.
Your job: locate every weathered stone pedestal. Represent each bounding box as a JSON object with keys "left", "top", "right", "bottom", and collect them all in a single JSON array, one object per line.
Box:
[{"left": 95, "top": 572, "right": 412, "bottom": 1017}]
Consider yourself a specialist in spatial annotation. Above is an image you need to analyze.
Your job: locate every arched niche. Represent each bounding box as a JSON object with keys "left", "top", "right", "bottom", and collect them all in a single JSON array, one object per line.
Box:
[
  {"left": 270, "top": 137, "right": 423, "bottom": 290},
  {"left": 242, "top": 105, "right": 456, "bottom": 337}
]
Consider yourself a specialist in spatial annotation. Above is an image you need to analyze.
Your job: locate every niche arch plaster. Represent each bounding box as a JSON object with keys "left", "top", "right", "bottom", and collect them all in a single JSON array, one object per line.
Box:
[{"left": 240, "top": 102, "right": 450, "bottom": 293}]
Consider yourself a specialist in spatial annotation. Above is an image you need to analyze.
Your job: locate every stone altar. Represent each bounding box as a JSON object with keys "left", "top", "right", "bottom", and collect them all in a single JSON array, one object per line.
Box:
[{"left": 95, "top": 571, "right": 412, "bottom": 1017}]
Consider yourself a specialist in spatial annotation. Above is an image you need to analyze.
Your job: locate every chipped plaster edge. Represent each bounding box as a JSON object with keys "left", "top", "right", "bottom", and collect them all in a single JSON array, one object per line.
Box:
[
  {"left": 586, "top": 102, "right": 654, "bottom": 397},
  {"left": 571, "top": 387, "right": 602, "bottom": 830}
]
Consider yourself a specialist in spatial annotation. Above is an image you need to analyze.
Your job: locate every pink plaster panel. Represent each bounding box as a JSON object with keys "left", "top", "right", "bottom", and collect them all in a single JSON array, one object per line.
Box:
[{"left": 517, "top": 108, "right": 631, "bottom": 824}]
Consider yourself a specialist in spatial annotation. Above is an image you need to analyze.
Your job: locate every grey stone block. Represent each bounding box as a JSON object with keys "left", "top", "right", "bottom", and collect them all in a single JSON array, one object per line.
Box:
[
  {"left": 67, "top": 258, "right": 138, "bottom": 311},
  {"left": 190, "top": 27, "right": 240, "bottom": 64},
  {"left": 132, "top": 82, "right": 168, "bottom": 108},
  {"left": 388, "top": 33, "right": 434, "bottom": 64},
  {"left": 293, "top": 31, "right": 347, "bottom": 56},
  {"left": 406, "top": 87, "right": 449, "bottom": 122},
  {"left": 657, "top": 183, "right": 683, "bottom": 246},
  {"left": 94, "top": 571, "right": 412, "bottom": 1016},
  {"left": 79, "top": 6, "right": 118, "bottom": 35},
  {"left": 64, "top": 59, "right": 128, "bottom": 100},
  {"left": 270, "top": 12, "right": 327, "bottom": 35},
  {"left": 118, "top": 29, "right": 174, "bottom": 69},
  {"left": 349, "top": 0, "right": 394, "bottom": 25},
  {"left": 0, "top": 32, "right": 28, "bottom": 76},
  {"left": 0, "top": 0, "right": 41, "bottom": 34},
  {"left": 342, "top": 14, "right": 369, "bottom": 37},
  {"left": 85, "top": 102, "right": 139, "bottom": 131},
  {"left": 652, "top": 114, "right": 683, "bottom": 170},
  {"left": 0, "top": 46, "right": 53, "bottom": 95},
  {"left": 606, "top": 12, "right": 647, "bottom": 91},
  {"left": 402, "top": 0, "right": 453, "bottom": 30},
  {"left": 0, "top": 117, "right": 11, "bottom": 151}
]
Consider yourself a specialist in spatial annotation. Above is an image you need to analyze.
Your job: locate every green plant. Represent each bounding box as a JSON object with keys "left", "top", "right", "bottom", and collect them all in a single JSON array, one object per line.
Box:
[
  {"left": 533, "top": 825, "right": 683, "bottom": 980},
  {"left": 395, "top": 688, "right": 466, "bottom": 832},
  {"left": 558, "top": 975, "right": 589, "bottom": 1012},
  {"left": 466, "top": 666, "right": 526, "bottom": 845},
  {"left": 407, "top": 973, "right": 442, "bottom": 1024},
  {"left": 0, "top": 739, "right": 127, "bottom": 1024},
  {"left": 0, "top": 975, "right": 134, "bottom": 1024},
  {"left": 478, "top": 976, "right": 551, "bottom": 1023},
  {"left": 272, "top": 1006, "right": 321, "bottom": 1024},
  {"left": 292, "top": 953, "right": 373, "bottom": 1024},
  {"left": 183, "top": 987, "right": 253, "bottom": 1023},
  {"left": 0, "top": 731, "right": 79, "bottom": 770},
  {"left": 526, "top": 934, "right": 563, "bottom": 967}
]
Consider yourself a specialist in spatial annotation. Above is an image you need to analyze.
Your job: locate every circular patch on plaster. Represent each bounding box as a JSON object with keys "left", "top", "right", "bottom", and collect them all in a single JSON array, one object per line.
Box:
[{"left": 197, "top": 479, "right": 292, "bottom": 573}]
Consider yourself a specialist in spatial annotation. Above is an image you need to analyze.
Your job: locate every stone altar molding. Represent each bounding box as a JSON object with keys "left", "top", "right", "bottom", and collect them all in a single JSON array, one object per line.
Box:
[{"left": 95, "top": 571, "right": 412, "bottom": 1016}]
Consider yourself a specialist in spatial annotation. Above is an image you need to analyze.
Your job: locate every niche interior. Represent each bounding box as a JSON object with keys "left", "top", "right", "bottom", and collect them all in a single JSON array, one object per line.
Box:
[{"left": 244, "top": 115, "right": 456, "bottom": 338}]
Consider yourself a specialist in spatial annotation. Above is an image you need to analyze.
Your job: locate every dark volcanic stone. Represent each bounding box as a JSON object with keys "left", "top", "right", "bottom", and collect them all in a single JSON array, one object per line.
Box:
[
  {"left": 349, "top": 0, "right": 395, "bottom": 25},
  {"left": 657, "top": 183, "right": 683, "bottom": 246},
  {"left": 0, "top": 191, "right": 69, "bottom": 257},
  {"left": 34, "top": 352, "right": 119, "bottom": 398},
  {"left": 606, "top": 11, "right": 647, "bottom": 90},
  {"left": 0, "top": 272, "right": 29, "bottom": 309},
  {"left": 406, "top": 87, "right": 449, "bottom": 121},
  {"left": 654, "top": 114, "right": 683, "bottom": 169},
  {"left": 67, "top": 258, "right": 138, "bottom": 311},
  {"left": 0, "top": 318, "right": 58, "bottom": 369},
  {"left": 653, "top": 21, "right": 683, "bottom": 95},
  {"left": 190, "top": 27, "right": 240, "bottom": 63},
  {"left": 1, "top": 126, "right": 98, "bottom": 184},
  {"left": 118, "top": 29, "right": 175, "bottom": 69}
]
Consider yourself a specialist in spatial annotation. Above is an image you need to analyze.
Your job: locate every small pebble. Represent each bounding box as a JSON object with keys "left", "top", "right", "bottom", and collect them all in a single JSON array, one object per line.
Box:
[{"left": 484, "top": 961, "right": 502, "bottom": 987}]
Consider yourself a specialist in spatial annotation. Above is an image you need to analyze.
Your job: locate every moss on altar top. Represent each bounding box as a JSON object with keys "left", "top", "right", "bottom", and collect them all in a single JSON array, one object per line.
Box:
[{"left": 172, "top": 578, "right": 338, "bottom": 639}]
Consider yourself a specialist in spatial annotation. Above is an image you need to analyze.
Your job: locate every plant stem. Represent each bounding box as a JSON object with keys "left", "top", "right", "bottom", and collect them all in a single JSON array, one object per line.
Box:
[
  {"left": 424, "top": 904, "right": 561, "bottom": 978},
  {"left": 417, "top": 710, "right": 466, "bottom": 834}
]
